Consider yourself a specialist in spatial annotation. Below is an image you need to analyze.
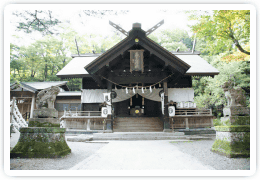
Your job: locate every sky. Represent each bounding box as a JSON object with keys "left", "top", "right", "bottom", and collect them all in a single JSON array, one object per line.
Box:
[{"left": 9, "top": 8, "right": 195, "bottom": 47}]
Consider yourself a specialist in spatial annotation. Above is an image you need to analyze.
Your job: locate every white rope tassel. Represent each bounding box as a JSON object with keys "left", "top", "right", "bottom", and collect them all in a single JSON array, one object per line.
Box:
[
  {"left": 142, "top": 87, "right": 144, "bottom": 93},
  {"left": 133, "top": 87, "right": 135, "bottom": 94},
  {"left": 150, "top": 86, "right": 152, "bottom": 93},
  {"left": 126, "top": 87, "right": 128, "bottom": 94},
  {"left": 115, "top": 85, "right": 117, "bottom": 90}
]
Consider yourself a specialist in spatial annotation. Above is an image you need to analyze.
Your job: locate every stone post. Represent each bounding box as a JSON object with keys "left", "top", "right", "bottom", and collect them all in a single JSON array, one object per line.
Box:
[
  {"left": 10, "top": 97, "right": 16, "bottom": 123},
  {"left": 30, "top": 94, "right": 35, "bottom": 118}
]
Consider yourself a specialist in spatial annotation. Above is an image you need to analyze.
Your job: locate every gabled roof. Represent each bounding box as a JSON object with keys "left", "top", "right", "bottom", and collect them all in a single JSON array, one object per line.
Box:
[
  {"left": 55, "top": 54, "right": 219, "bottom": 78},
  {"left": 10, "top": 81, "right": 69, "bottom": 93},
  {"left": 84, "top": 27, "right": 191, "bottom": 75}
]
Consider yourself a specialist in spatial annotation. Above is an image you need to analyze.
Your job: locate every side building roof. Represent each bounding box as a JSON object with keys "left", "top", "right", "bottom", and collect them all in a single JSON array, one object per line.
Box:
[
  {"left": 56, "top": 57, "right": 96, "bottom": 79},
  {"left": 10, "top": 81, "right": 69, "bottom": 93}
]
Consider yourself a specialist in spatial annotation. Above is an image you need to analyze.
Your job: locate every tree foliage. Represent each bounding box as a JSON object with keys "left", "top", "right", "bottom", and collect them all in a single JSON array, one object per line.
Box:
[
  {"left": 13, "top": 10, "right": 61, "bottom": 35},
  {"left": 148, "top": 28, "right": 193, "bottom": 51},
  {"left": 13, "top": 10, "right": 128, "bottom": 36},
  {"left": 10, "top": 27, "right": 123, "bottom": 90},
  {"left": 189, "top": 10, "right": 250, "bottom": 55}
]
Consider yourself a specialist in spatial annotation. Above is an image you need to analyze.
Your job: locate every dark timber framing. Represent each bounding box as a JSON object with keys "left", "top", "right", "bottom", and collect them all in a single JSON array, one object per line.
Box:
[{"left": 84, "top": 25, "right": 191, "bottom": 87}]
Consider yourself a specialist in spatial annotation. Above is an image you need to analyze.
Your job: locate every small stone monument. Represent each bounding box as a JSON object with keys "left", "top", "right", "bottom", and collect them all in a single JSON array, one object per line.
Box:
[
  {"left": 11, "top": 86, "right": 71, "bottom": 158},
  {"left": 211, "top": 79, "right": 250, "bottom": 158}
]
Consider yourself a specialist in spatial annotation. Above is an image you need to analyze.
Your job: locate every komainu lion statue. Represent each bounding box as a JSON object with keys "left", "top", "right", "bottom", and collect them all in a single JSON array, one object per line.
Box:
[
  {"left": 230, "top": 87, "right": 247, "bottom": 107},
  {"left": 36, "top": 86, "right": 60, "bottom": 109},
  {"left": 222, "top": 81, "right": 246, "bottom": 107}
]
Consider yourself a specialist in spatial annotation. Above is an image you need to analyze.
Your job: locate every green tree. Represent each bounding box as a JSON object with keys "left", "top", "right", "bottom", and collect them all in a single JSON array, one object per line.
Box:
[
  {"left": 189, "top": 10, "right": 250, "bottom": 55},
  {"left": 148, "top": 28, "right": 192, "bottom": 51},
  {"left": 193, "top": 56, "right": 250, "bottom": 110},
  {"left": 13, "top": 10, "right": 129, "bottom": 36}
]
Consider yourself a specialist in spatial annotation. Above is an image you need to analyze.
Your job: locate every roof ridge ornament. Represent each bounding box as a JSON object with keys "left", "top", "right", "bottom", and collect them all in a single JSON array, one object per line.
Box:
[
  {"left": 109, "top": 21, "right": 129, "bottom": 36},
  {"left": 145, "top": 20, "right": 164, "bottom": 36},
  {"left": 109, "top": 20, "right": 164, "bottom": 37}
]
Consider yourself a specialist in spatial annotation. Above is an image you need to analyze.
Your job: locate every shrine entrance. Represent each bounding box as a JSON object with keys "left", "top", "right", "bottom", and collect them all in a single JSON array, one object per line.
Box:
[{"left": 113, "top": 94, "right": 161, "bottom": 118}]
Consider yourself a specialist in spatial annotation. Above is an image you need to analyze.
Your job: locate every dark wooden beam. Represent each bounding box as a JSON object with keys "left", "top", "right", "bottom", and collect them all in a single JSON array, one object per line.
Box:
[{"left": 111, "top": 74, "right": 167, "bottom": 84}]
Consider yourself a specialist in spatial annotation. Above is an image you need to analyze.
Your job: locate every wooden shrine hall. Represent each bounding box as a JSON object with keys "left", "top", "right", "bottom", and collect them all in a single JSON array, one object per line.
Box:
[{"left": 56, "top": 22, "right": 219, "bottom": 132}]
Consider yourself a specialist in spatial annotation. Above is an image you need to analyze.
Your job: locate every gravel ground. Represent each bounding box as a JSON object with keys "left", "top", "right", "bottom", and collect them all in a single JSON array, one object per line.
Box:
[
  {"left": 10, "top": 139, "right": 106, "bottom": 170},
  {"left": 10, "top": 133, "right": 250, "bottom": 170},
  {"left": 170, "top": 137, "right": 250, "bottom": 170}
]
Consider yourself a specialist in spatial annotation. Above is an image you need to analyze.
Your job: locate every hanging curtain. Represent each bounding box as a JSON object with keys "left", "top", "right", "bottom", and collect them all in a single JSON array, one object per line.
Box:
[{"left": 81, "top": 88, "right": 194, "bottom": 103}]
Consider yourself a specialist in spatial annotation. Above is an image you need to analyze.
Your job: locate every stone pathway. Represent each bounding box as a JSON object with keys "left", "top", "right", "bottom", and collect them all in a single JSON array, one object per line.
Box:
[{"left": 69, "top": 140, "right": 215, "bottom": 170}]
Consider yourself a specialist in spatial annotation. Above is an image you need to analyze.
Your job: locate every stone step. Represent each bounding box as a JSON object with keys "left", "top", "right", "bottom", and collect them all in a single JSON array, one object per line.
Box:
[
  {"left": 93, "top": 132, "right": 184, "bottom": 137},
  {"left": 114, "top": 121, "right": 162, "bottom": 124},
  {"left": 113, "top": 124, "right": 162, "bottom": 128},
  {"left": 114, "top": 119, "right": 161, "bottom": 122},
  {"left": 93, "top": 136, "right": 187, "bottom": 140},
  {"left": 113, "top": 128, "right": 163, "bottom": 131},
  {"left": 113, "top": 117, "right": 163, "bottom": 132}
]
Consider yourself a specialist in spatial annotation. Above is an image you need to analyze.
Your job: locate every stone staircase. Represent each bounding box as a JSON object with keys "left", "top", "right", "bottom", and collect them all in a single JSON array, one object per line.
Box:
[
  {"left": 92, "top": 132, "right": 188, "bottom": 141},
  {"left": 113, "top": 117, "right": 163, "bottom": 132}
]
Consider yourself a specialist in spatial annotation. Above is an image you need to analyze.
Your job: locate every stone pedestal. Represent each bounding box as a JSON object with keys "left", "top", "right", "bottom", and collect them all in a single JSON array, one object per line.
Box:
[
  {"left": 11, "top": 108, "right": 71, "bottom": 158},
  {"left": 212, "top": 106, "right": 250, "bottom": 158},
  {"left": 10, "top": 127, "right": 71, "bottom": 158}
]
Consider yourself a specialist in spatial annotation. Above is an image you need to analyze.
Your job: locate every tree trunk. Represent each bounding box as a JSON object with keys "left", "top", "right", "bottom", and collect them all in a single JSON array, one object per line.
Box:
[
  {"left": 229, "top": 31, "right": 250, "bottom": 55},
  {"left": 234, "top": 40, "right": 250, "bottom": 55}
]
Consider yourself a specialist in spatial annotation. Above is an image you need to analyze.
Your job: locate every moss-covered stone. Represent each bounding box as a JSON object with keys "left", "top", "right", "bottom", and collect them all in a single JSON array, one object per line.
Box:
[
  {"left": 20, "top": 127, "right": 66, "bottom": 133},
  {"left": 211, "top": 138, "right": 250, "bottom": 158},
  {"left": 230, "top": 116, "right": 250, "bottom": 125},
  {"left": 29, "top": 121, "right": 60, "bottom": 127},
  {"left": 215, "top": 125, "right": 250, "bottom": 132},
  {"left": 11, "top": 128, "right": 71, "bottom": 158}
]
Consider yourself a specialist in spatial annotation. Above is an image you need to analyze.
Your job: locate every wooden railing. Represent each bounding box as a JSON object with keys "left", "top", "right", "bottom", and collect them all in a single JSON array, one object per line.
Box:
[
  {"left": 62, "top": 110, "right": 102, "bottom": 118},
  {"left": 175, "top": 108, "right": 212, "bottom": 116}
]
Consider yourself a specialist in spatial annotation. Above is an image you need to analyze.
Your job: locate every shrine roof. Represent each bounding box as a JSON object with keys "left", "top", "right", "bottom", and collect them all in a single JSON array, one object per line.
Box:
[
  {"left": 10, "top": 81, "right": 69, "bottom": 93},
  {"left": 56, "top": 54, "right": 219, "bottom": 78},
  {"left": 175, "top": 55, "right": 220, "bottom": 76},
  {"left": 56, "top": 57, "right": 96, "bottom": 79}
]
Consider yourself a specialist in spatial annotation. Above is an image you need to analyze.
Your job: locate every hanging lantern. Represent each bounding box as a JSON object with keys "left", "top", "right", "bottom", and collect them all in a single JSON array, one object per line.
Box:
[
  {"left": 126, "top": 87, "right": 128, "bottom": 94},
  {"left": 150, "top": 86, "right": 152, "bottom": 93},
  {"left": 142, "top": 87, "right": 144, "bottom": 93}
]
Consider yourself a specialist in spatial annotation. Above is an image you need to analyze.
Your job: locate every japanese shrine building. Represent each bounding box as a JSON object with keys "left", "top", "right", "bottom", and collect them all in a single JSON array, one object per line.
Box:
[{"left": 56, "top": 22, "right": 219, "bottom": 132}]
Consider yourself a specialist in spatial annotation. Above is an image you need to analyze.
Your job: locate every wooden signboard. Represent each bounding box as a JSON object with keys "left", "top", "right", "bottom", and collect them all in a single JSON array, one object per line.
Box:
[{"left": 129, "top": 50, "right": 144, "bottom": 73}]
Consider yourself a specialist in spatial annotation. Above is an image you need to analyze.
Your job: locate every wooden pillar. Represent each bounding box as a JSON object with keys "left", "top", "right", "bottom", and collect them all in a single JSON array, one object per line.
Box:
[
  {"left": 185, "top": 118, "right": 189, "bottom": 129},
  {"left": 163, "top": 80, "right": 171, "bottom": 132},
  {"left": 106, "top": 81, "right": 113, "bottom": 131},
  {"left": 30, "top": 94, "right": 35, "bottom": 118},
  {"left": 210, "top": 117, "right": 214, "bottom": 127}
]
